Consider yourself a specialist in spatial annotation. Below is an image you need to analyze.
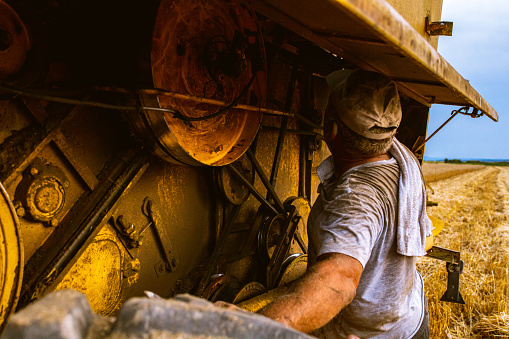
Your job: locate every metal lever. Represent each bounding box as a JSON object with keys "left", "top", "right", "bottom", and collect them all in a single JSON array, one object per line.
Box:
[
  {"left": 142, "top": 197, "right": 178, "bottom": 272},
  {"left": 426, "top": 246, "right": 465, "bottom": 304}
]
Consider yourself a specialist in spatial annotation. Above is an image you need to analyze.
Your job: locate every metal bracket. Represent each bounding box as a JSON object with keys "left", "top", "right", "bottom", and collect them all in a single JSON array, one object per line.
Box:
[
  {"left": 426, "top": 246, "right": 465, "bottom": 304},
  {"left": 425, "top": 17, "right": 453, "bottom": 36},
  {"left": 440, "top": 261, "right": 465, "bottom": 304}
]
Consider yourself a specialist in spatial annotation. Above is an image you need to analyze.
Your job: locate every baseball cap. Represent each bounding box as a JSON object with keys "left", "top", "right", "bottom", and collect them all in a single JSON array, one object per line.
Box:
[{"left": 326, "top": 69, "right": 402, "bottom": 140}]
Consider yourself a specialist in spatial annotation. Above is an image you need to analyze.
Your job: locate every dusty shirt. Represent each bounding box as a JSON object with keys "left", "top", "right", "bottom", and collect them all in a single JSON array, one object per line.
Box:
[{"left": 308, "top": 157, "right": 424, "bottom": 339}]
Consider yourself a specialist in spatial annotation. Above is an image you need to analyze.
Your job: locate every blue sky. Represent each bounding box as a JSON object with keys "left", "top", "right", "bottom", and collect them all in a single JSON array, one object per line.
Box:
[{"left": 424, "top": 0, "right": 509, "bottom": 160}]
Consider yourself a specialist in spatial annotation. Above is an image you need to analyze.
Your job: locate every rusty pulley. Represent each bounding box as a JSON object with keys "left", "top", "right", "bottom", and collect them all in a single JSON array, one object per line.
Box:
[
  {"left": 0, "top": 2, "right": 30, "bottom": 79},
  {"left": 126, "top": 0, "right": 267, "bottom": 166}
]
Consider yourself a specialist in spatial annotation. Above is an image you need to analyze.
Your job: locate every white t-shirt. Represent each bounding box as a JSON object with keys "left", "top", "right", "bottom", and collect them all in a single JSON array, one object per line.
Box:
[{"left": 308, "top": 157, "right": 425, "bottom": 339}]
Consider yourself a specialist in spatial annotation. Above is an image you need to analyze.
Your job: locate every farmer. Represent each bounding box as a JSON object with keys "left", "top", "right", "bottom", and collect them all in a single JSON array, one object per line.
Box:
[{"left": 257, "top": 69, "right": 432, "bottom": 338}]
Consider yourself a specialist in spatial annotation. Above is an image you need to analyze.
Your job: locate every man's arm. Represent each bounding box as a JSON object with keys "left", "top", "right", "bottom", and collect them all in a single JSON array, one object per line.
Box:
[{"left": 257, "top": 252, "right": 363, "bottom": 333}]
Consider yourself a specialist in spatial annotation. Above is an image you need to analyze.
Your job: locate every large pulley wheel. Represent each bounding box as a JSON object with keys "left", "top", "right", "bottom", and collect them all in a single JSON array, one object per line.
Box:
[
  {"left": 0, "top": 2, "right": 30, "bottom": 80},
  {"left": 0, "top": 183, "right": 23, "bottom": 332},
  {"left": 214, "top": 154, "right": 254, "bottom": 205},
  {"left": 128, "top": 0, "right": 266, "bottom": 166},
  {"left": 256, "top": 197, "right": 310, "bottom": 263}
]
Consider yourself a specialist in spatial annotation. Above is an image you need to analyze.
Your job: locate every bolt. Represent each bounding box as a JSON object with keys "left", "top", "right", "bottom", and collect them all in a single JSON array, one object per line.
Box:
[
  {"left": 50, "top": 218, "right": 59, "bottom": 227},
  {"left": 0, "top": 28, "right": 13, "bottom": 51},
  {"left": 15, "top": 206, "right": 25, "bottom": 218},
  {"left": 30, "top": 167, "right": 39, "bottom": 176},
  {"left": 131, "top": 259, "right": 141, "bottom": 271},
  {"left": 64, "top": 181, "right": 70, "bottom": 188}
]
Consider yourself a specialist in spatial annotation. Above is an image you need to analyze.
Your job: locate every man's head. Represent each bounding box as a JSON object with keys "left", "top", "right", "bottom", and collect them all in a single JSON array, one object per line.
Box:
[{"left": 324, "top": 69, "right": 402, "bottom": 158}]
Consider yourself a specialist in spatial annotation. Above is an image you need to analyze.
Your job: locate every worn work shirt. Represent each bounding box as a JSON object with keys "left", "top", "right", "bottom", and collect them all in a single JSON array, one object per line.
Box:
[{"left": 308, "top": 156, "right": 425, "bottom": 339}]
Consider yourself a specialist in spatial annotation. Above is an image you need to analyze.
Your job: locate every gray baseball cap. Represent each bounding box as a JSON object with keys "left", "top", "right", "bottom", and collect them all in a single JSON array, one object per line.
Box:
[{"left": 326, "top": 69, "right": 402, "bottom": 140}]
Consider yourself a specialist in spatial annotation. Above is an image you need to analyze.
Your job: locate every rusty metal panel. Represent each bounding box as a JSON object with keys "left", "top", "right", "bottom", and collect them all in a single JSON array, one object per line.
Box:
[{"left": 240, "top": 0, "right": 498, "bottom": 121}]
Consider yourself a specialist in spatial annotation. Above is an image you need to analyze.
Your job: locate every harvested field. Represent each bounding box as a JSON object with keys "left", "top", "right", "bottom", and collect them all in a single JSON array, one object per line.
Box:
[
  {"left": 422, "top": 162, "right": 485, "bottom": 183},
  {"left": 419, "top": 165, "right": 509, "bottom": 338}
]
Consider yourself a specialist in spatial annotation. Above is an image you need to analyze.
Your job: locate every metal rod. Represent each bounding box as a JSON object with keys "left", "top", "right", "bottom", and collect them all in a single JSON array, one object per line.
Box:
[
  {"left": 414, "top": 111, "right": 459, "bottom": 153},
  {"left": 1, "top": 84, "right": 324, "bottom": 129},
  {"left": 246, "top": 149, "right": 285, "bottom": 214},
  {"left": 261, "top": 125, "right": 321, "bottom": 136},
  {"left": 268, "top": 116, "right": 289, "bottom": 202},
  {"left": 267, "top": 66, "right": 298, "bottom": 203},
  {"left": 98, "top": 86, "right": 295, "bottom": 118},
  {"left": 226, "top": 164, "right": 279, "bottom": 216},
  {"left": 0, "top": 84, "right": 179, "bottom": 114}
]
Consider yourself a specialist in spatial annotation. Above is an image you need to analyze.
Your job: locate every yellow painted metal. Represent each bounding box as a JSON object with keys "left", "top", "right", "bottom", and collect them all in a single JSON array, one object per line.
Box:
[
  {"left": 285, "top": 197, "right": 310, "bottom": 255},
  {"left": 240, "top": 0, "right": 498, "bottom": 121},
  {"left": 238, "top": 285, "right": 287, "bottom": 313},
  {"left": 429, "top": 215, "right": 444, "bottom": 236},
  {"left": 55, "top": 225, "right": 126, "bottom": 316},
  {"left": 0, "top": 183, "right": 23, "bottom": 332},
  {"left": 278, "top": 254, "right": 307, "bottom": 287},
  {"left": 425, "top": 215, "right": 443, "bottom": 250},
  {"left": 386, "top": 0, "right": 443, "bottom": 48}
]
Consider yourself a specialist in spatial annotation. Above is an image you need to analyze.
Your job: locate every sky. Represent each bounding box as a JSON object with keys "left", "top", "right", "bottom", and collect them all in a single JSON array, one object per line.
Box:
[{"left": 424, "top": 0, "right": 509, "bottom": 160}]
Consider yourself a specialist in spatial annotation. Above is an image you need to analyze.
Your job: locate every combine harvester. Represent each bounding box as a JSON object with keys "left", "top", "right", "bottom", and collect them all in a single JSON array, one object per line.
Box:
[{"left": 0, "top": 0, "right": 497, "bottom": 336}]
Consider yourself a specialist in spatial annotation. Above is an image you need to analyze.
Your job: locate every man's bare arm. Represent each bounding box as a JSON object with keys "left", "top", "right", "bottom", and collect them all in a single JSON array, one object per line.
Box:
[{"left": 257, "top": 252, "right": 363, "bottom": 333}]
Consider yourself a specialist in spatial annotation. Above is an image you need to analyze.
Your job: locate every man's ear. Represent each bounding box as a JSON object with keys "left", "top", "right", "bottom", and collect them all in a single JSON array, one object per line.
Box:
[{"left": 324, "top": 105, "right": 338, "bottom": 142}]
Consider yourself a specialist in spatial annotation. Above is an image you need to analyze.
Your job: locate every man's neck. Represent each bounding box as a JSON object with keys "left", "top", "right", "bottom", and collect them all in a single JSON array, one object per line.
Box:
[{"left": 333, "top": 153, "right": 391, "bottom": 178}]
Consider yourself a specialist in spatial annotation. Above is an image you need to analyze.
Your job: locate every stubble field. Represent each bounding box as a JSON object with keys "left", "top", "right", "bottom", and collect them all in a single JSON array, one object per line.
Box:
[{"left": 419, "top": 163, "right": 509, "bottom": 338}]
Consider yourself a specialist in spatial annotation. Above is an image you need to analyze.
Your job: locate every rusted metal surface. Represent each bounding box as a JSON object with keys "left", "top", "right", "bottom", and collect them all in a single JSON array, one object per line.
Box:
[
  {"left": 239, "top": 0, "right": 498, "bottom": 121},
  {"left": 127, "top": 0, "right": 267, "bottom": 166},
  {"left": 425, "top": 17, "right": 453, "bottom": 36},
  {"left": 101, "top": 86, "right": 295, "bottom": 118}
]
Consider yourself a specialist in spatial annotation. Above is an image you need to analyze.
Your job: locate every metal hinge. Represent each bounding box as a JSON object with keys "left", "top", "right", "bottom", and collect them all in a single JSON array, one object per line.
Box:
[{"left": 426, "top": 246, "right": 465, "bottom": 304}]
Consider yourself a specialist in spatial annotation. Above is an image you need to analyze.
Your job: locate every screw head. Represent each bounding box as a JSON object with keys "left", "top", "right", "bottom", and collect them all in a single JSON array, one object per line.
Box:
[
  {"left": 15, "top": 206, "right": 25, "bottom": 218},
  {"left": 30, "top": 167, "right": 39, "bottom": 176},
  {"left": 50, "top": 218, "right": 59, "bottom": 227}
]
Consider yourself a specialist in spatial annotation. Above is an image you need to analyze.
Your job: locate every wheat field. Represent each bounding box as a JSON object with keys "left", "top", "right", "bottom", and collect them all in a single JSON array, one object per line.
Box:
[
  {"left": 420, "top": 164, "right": 509, "bottom": 338},
  {"left": 422, "top": 163, "right": 485, "bottom": 183}
]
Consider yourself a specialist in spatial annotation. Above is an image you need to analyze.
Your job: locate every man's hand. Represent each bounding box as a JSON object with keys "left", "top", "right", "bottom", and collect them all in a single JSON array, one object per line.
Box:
[{"left": 257, "top": 252, "right": 363, "bottom": 333}]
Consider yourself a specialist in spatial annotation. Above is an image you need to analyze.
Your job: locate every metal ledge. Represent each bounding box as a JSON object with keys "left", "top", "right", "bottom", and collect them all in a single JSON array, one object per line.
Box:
[{"left": 241, "top": 0, "right": 498, "bottom": 121}]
